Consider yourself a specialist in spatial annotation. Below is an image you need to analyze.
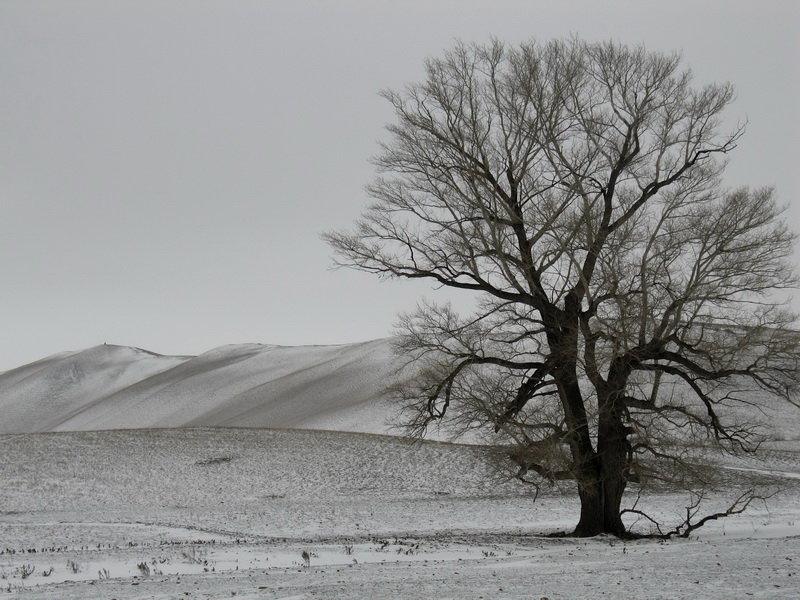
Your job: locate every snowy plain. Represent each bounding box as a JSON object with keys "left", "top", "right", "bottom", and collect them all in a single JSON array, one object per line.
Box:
[
  {"left": 1, "top": 343, "right": 799, "bottom": 598},
  {"left": 1, "top": 428, "right": 799, "bottom": 598}
]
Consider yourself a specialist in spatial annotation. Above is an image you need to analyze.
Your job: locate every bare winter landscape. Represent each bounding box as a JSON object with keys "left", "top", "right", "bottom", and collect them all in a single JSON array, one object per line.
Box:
[
  {"left": 3, "top": 2, "right": 800, "bottom": 599},
  {"left": 1, "top": 341, "right": 799, "bottom": 598}
]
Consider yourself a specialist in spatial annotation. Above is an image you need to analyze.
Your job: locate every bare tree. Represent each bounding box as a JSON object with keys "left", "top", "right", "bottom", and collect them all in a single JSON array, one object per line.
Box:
[{"left": 325, "top": 38, "right": 799, "bottom": 537}]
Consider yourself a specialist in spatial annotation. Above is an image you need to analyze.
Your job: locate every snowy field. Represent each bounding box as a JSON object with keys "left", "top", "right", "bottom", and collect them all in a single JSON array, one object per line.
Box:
[{"left": 2, "top": 427, "right": 799, "bottom": 599}]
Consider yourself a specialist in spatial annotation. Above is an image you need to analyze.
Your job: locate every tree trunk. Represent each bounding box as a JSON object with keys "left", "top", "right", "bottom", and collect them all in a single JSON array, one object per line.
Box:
[
  {"left": 572, "top": 400, "right": 630, "bottom": 537},
  {"left": 572, "top": 473, "right": 627, "bottom": 537},
  {"left": 599, "top": 452, "right": 628, "bottom": 536},
  {"left": 574, "top": 477, "right": 604, "bottom": 536},
  {"left": 572, "top": 389, "right": 631, "bottom": 537},
  {"left": 552, "top": 303, "right": 629, "bottom": 537}
]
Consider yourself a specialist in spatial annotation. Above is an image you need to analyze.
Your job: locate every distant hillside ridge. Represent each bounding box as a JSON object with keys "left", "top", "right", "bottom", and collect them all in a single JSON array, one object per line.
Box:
[
  {"left": 3, "top": 335, "right": 796, "bottom": 440},
  {"left": 0, "top": 339, "right": 399, "bottom": 435}
]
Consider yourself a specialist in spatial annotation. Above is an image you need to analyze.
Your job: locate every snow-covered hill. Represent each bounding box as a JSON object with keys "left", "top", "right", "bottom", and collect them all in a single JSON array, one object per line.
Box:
[
  {"left": 3, "top": 337, "right": 797, "bottom": 440},
  {"left": 0, "top": 340, "right": 399, "bottom": 434}
]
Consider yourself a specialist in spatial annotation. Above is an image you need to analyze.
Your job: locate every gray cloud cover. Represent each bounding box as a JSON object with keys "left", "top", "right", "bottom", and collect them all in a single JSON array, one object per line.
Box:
[{"left": 1, "top": 0, "right": 798, "bottom": 370}]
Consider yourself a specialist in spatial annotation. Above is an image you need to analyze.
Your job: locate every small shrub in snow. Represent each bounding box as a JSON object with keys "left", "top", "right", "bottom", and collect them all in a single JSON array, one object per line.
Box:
[
  {"left": 18, "top": 564, "right": 34, "bottom": 579},
  {"left": 66, "top": 559, "right": 81, "bottom": 574}
]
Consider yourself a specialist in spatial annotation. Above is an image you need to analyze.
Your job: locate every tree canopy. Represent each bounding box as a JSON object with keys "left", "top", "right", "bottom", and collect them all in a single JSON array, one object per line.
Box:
[{"left": 325, "top": 37, "right": 799, "bottom": 537}]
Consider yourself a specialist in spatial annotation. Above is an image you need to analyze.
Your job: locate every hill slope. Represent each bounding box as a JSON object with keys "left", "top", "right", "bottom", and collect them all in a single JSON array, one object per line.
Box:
[
  {"left": 3, "top": 337, "right": 796, "bottom": 440},
  {"left": 0, "top": 340, "right": 399, "bottom": 434}
]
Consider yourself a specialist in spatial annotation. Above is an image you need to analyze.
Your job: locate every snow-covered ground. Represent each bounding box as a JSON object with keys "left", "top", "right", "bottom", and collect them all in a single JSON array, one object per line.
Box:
[{"left": 2, "top": 428, "right": 799, "bottom": 598}]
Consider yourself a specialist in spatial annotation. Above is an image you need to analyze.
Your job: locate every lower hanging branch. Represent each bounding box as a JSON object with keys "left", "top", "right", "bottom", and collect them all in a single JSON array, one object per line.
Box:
[{"left": 621, "top": 488, "right": 773, "bottom": 539}]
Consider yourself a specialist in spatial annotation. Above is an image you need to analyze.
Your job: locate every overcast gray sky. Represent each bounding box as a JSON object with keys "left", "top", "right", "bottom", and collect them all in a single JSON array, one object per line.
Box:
[{"left": 1, "top": 0, "right": 798, "bottom": 370}]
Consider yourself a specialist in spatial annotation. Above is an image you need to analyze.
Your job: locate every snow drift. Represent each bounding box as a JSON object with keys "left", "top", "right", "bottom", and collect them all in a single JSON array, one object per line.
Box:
[{"left": 0, "top": 340, "right": 399, "bottom": 434}]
